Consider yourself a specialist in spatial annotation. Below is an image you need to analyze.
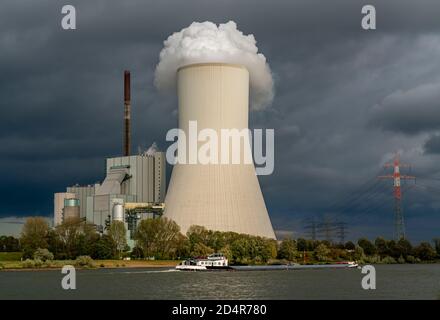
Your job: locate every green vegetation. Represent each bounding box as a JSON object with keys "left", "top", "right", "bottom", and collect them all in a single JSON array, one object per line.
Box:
[
  {"left": 20, "top": 217, "right": 50, "bottom": 258},
  {"left": 108, "top": 221, "right": 127, "bottom": 259},
  {"left": 314, "top": 243, "right": 331, "bottom": 262},
  {"left": 0, "top": 252, "right": 22, "bottom": 261},
  {"left": 0, "top": 236, "right": 20, "bottom": 252},
  {"left": 74, "top": 255, "right": 95, "bottom": 268},
  {"left": 134, "top": 217, "right": 183, "bottom": 259},
  {"left": 33, "top": 248, "right": 54, "bottom": 262},
  {"left": 0, "top": 216, "right": 439, "bottom": 270},
  {"left": 278, "top": 238, "right": 298, "bottom": 261}
]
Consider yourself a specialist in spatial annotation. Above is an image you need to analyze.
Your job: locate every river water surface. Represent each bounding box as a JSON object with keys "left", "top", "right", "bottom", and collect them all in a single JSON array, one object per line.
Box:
[{"left": 0, "top": 264, "right": 439, "bottom": 299}]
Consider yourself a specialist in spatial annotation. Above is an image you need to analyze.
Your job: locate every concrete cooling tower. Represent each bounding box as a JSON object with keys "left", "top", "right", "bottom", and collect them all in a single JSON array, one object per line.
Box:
[{"left": 164, "top": 63, "right": 276, "bottom": 239}]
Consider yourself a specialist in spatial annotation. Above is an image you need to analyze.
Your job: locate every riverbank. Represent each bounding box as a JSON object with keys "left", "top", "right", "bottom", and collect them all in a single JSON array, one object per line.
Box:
[
  {"left": 2, "top": 259, "right": 439, "bottom": 272},
  {"left": 0, "top": 259, "right": 178, "bottom": 271}
]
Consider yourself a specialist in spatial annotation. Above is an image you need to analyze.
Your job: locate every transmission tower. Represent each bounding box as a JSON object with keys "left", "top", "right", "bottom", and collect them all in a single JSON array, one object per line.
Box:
[
  {"left": 303, "top": 217, "right": 318, "bottom": 240},
  {"left": 378, "top": 153, "right": 415, "bottom": 240},
  {"left": 317, "top": 216, "right": 335, "bottom": 242},
  {"left": 335, "top": 221, "right": 348, "bottom": 244}
]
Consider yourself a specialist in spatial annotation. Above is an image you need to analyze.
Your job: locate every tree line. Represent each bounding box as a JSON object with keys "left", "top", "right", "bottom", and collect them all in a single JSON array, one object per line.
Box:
[
  {"left": 1, "top": 216, "right": 439, "bottom": 264},
  {"left": 18, "top": 217, "right": 127, "bottom": 260}
]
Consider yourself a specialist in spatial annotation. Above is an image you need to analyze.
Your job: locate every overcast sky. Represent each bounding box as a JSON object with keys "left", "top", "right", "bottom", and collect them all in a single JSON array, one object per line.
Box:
[{"left": 1, "top": 0, "right": 440, "bottom": 242}]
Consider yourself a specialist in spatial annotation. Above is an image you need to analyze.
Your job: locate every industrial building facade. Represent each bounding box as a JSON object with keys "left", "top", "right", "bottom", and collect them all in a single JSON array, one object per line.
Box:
[
  {"left": 53, "top": 71, "right": 167, "bottom": 248},
  {"left": 54, "top": 152, "right": 166, "bottom": 246}
]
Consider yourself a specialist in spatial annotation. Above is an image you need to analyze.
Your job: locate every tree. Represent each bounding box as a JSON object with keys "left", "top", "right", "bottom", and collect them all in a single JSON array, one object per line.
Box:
[
  {"left": 46, "top": 229, "right": 64, "bottom": 259},
  {"left": 108, "top": 221, "right": 127, "bottom": 259},
  {"left": 344, "top": 241, "right": 355, "bottom": 250},
  {"left": 354, "top": 245, "right": 366, "bottom": 261},
  {"left": 259, "top": 239, "right": 277, "bottom": 262},
  {"left": 387, "top": 240, "right": 400, "bottom": 259},
  {"left": 278, "top": 238, "right": 298, "bottom": 261},
  {"left": 55, "top": 217, "right": 83, "bottom": 259},
  {"left": 187, "top": 225, "right": 210, "bottom": 250},
  {"left": 20, "top": 217, "right": 50, "bottom": 258},
  {"left": 396, "top": 238, "right": 413, "bottom": 258},
  {"left": 0, "top": 236, "right": 20, "bottom": 252},
  {"left": 191, "top": 243, "right": 214, "bottom": 257},
  {"left": 135, "top": 218, "right": 182, "bottom": 259},
  {"left": 91, "top": 235, "right": 116, "bottom": 259},
  {"left": 206, "top": 231, "right": 227, "bottom": 251},
  {"left": 55, "top": 217, "right": 99, "bottom": 259},
  {"left": 231, "top": 237, "right": 250, "bottom": 264},
  {"left": 220, "top": 244, "right": 233, "bottom": 261},
  {"left": 297, "top": 238, "right": 307, "bottom": 252},
  {"left": 174, "top": 233, "right": 190, "bottom": 259},
  {"left": 374, "top": 237, "right": 389, "bottom": 257},
  {"left": 414, "top": 242, "right": 437, "bottom": 261},
  {"left": 314, "top": 244, "right": 330, "bottom": 262},
  {"left": 130, "top": 246, "right": 144, "bottom": 259},
  {"left": 433, "top": 238, "right": 440, "bottom": 257},
  {"left": 357, "top": 238, "right": 376, "bottom": 256}
]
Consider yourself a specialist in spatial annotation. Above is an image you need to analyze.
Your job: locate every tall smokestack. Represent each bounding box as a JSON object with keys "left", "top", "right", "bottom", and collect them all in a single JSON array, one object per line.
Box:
[{"left": 124, "top": 70, "right": 131, "bottom": 156}]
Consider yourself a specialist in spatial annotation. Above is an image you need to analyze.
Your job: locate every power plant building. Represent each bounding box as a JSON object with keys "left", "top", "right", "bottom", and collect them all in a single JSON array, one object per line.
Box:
[
  {"left": 54, "top": 152, "right": 165, "bottom": 229},
  {"left": 86, "top": 152, "right": 166, "bottom": 229},
  {"left": 54, "top": 192, "right": 76, "bottom": 226},
  {"left": 53, "top": 70, "right": 166, "bottom": 246},
  {"left": 163, "top": 63, "right": 276, "bottom": 239},
  {"left": 66, "top": 185, "right": 95, "bottom": 219}
]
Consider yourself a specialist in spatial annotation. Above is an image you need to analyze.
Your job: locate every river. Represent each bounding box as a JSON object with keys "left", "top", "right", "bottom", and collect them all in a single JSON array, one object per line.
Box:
[{"left": 0, "top": 264, "right": 439, "bottom": 299}]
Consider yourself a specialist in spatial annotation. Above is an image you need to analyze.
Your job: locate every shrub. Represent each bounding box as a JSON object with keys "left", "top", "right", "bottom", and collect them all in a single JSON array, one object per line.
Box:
[
  {"left": 397, "top": 255, "right": 405, "bottom": 264},
  {"left": 406, "top": 255, "right": 416, "bottom": 264},
  {"left": 0, "top": 262, "right": 4, "bottom": 269},
  {"left": 33, "top": 248, "right": 54, "bottom": 262},
  {"left": 21, "top": 259, "right": 36, "bottom": 268},
  {"left": 381, "top": 256, "right": 397, "bottom": 264},
  {"left": 364, "top": 255, "right": 381, "bottom": 264},
  {"left": 33, "top": 258, "right": 43, "bottom": 268},
  {"left": 130, "top": 246, "right": 144, "bottom": 259},
  {"left": 75, "top": 255, "right": 95, "bottom": 268}
]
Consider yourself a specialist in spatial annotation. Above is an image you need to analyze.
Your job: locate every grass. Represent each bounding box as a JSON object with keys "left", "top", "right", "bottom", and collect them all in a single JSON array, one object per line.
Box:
[
  {"left": 0, "top": 252, "right": 22, "bottom": 261},
  {"left": 0, "top": 259, "right": 179, "bottom": 270},
  {"left": 93, "top": 259, "right": 178, "bottom": 268}
]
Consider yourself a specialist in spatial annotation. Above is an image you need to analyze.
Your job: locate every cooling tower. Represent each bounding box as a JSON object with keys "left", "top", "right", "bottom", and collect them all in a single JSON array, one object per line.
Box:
[{"left": 164, "top": 63, "right": 276, "bottom": 239}]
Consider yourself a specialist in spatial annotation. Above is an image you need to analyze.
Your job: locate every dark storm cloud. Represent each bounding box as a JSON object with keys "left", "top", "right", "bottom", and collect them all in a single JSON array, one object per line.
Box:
[
  {"left": 424, "top": 134, "right": 440, "bottom": 154},
  {"left": 1, "top": 0, "right": 440, "bottom": 241},
  {"left": 370, "top": 82, "right": 440, "bottom": 134}
]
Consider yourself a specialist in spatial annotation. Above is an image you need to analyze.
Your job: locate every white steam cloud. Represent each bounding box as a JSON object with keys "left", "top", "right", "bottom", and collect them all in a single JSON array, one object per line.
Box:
[{"left": 154, "top": 21, "right": 274, "bottom": 110}]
